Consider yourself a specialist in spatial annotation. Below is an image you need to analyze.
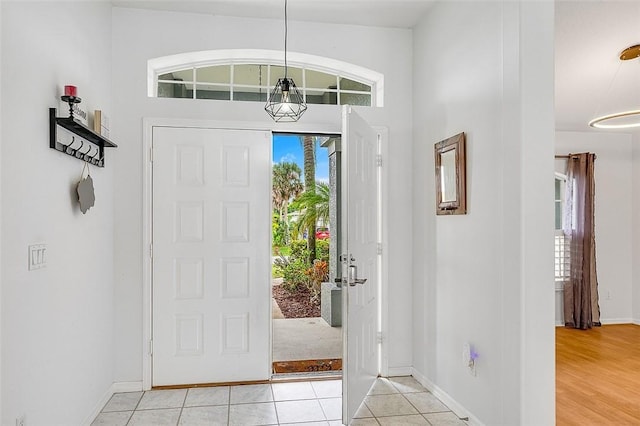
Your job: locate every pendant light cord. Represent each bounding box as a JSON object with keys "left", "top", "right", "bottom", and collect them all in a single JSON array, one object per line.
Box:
[
  {"left": 592, "top": 60, "right": 622, "bottom": 120},
  {"left": 284, "top": 0, "right": 288, "bottom": 79}
]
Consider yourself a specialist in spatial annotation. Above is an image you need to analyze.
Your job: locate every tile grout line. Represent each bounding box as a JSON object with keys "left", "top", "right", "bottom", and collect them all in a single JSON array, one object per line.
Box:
[
  {"left": 125, "top": 391, "right": 145, "bottom": 425},
  {"left": 370, "top": 379, "right": 436, "bottom": 425},
  {"left": 389, "top": 379, "right": 457, "bottom": 424},
  {"left": 270, "top": 383, "right": 281, "bottom": 426},
  {"left": 226, "top": 386, "right": 231, "bottom": 426},
  {"left": 174, "top": 388, "right": 188, "bottom": 426},
  {"left": 362, "top": 397, "right": 377, "bottom": 424},
  {"left": 310, "top": 381, "right": 330, "bottom": 424},
  {"left": 317, "top": 398, "right": 329, "bottom": 423},
  {"left": 102, "top": 377, "right": 461, "bottom": 426}
]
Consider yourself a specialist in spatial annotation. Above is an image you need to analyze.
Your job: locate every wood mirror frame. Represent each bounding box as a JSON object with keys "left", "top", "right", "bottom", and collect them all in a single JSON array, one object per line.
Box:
[{"left": 434, "top": 132, "right": 466, "bottom": 215}]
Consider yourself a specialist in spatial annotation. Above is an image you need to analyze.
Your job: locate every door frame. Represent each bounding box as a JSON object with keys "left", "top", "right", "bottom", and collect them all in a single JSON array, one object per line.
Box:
[{"left": 141, "top": 117, "right": 389, "bottom": 390}]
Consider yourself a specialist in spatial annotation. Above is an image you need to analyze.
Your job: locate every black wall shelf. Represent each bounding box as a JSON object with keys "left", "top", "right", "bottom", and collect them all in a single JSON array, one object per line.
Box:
[{"left": 49, "top": 107, "right": 117, "bottom": 167}]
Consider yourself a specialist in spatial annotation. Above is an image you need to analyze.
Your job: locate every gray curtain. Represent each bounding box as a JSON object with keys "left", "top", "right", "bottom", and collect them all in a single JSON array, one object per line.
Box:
[{"left": 563, "top": 153, "right": 600, "bottom": 329}]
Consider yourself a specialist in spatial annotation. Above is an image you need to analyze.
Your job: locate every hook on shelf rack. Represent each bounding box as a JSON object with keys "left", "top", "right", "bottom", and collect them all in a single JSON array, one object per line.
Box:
[{"left": 49, "top": 105, "right": 117, "bottom": 168}]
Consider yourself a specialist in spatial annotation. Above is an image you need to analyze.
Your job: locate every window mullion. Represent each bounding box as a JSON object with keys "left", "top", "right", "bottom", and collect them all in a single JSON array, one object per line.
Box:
[
  {"left": 267, "top": 64, "right": 271, "bottom": 102},
  {"left": 154, "top": 57, "right": 376, "bottom": 107},
  {"left": 192, "top": 67, "right": 196, "bottom": 100},
  {"left": 302, "top": 67, "right": 306, "bottom": 103},
  {"left": 230, "top": 64, "right": 235, "bottom": 101}
]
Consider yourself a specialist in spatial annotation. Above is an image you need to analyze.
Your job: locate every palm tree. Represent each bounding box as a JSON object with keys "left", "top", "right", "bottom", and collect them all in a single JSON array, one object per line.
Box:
[
  {"left": 291, "top": 182, "right": 329, "bottom": 238},
  {"left": 301, "top": 135, "right": 317, "bottom": 263},
  {"left": 272, "top": 162, "right": 303, "bottom": 244}
]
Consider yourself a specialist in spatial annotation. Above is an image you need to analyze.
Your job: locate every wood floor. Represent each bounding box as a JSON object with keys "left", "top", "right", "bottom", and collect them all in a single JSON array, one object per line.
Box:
[{"left": 556, "top": 324, "right": 640, "bottom": 425}]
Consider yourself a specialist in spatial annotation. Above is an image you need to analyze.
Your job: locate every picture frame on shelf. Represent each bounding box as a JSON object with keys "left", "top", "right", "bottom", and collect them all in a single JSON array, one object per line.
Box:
[{"left": 93, "top": 110, "right": 110, "bottom": 138}]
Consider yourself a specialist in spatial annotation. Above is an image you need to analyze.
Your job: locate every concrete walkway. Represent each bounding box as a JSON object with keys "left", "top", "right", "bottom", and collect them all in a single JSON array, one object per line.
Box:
[
  {"left": 271, "top": 277, "right": 285, "bottom": 319},
  {"left": 272, "top": 317, "right": 342, "bottom": 361},
  {"left": 272, "top": 298, "right": 285, "bottom": 319},
  {"left": 272, "top": 277, "right": 341, "bottom": 362}
]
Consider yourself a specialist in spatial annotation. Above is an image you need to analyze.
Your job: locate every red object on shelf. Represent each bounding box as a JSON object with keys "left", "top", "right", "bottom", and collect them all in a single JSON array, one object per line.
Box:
[{"left": 64, "top": 85, "right": 77, "bottom": 97}]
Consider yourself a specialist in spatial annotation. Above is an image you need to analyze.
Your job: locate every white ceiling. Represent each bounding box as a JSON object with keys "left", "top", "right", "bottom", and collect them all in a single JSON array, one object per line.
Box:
[
  {"left": 111, "top": 1, "right": 640, "bottom": 134},
  {"left": 556, "top": 1, "right": 640, "bottom": 133},
  {"left": 111, "top": 0, "right": 436, "bottom": 29}
]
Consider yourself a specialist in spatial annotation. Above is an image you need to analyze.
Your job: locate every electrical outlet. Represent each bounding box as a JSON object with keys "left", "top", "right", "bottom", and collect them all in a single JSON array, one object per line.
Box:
[
  {"left": 462, "top": 342, "right": 477, "bottom": 377},
  {"left": 16, "top": 414, "right": 26, "bottom": 426},
  {"left": 469, "top": 356, "right": 477, "bottom": 377},
  {"left": 462, "top": 343, "right": 471, "bottom": 367}
]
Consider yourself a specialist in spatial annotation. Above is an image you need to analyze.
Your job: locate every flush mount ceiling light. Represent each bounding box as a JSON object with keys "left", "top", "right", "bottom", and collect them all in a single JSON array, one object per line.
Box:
[
  {"left": 265, "top": 0, "right": 307, "bottom": 122},
  {"left": 589, "top": 44, "right": 640, "bottom": 129}
]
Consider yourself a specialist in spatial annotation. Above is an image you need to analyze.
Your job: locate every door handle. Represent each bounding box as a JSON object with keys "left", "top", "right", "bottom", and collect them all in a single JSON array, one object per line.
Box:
[{"left": 348, "top": 265, "right": 368, "bottom": 286}]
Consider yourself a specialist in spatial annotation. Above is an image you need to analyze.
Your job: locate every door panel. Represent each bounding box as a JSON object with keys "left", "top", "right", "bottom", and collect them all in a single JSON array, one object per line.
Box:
[
  {"left": 152, "top": 127, "right": 271, "bottom": 386},
  {"left": 342, "top": 107, "right": 380, "bottom": 423}
]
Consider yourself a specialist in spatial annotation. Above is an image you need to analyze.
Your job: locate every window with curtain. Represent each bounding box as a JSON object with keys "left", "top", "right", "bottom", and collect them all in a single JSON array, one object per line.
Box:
[
  {"left": 562, "top": 153, "right": 600, "bottom": 329},
  {"left": 555, "top": 174, "right": 570, "bottom": 282}
]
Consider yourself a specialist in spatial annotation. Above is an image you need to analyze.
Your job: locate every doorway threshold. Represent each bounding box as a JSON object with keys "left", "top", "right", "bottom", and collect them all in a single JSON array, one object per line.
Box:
[
  {"left": 273, "top": 358, "right": 342, "bottom": 374},
  {"left": 271, "top": 370, "right": 342, "bottom": 382}
]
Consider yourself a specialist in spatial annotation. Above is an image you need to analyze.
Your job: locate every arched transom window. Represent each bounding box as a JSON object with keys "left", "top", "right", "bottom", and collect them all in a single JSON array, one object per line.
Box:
[{"left": 148, "top": 49, "right": 384, "bottom": 107}]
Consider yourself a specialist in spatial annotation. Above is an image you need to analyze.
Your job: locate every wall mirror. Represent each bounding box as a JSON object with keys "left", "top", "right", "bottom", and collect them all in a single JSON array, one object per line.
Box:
[{"left": 434, "top": 132, "right": 466, "bottom": 215}]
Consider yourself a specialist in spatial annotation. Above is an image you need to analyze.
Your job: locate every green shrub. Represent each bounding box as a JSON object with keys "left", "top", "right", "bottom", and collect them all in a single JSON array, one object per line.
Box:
[
  {"left": 305, "top": 259, "right": 329, "bottom": 300},
  {"left": 274, "top": 239, "right": 311, "bottom": 293},
  {"left": 281, "top": 258, "right": 310, "bottom": 292},
  {"left": 289, "top": 239, "right": 309, "bottom": 260},
  {"left": 272, "top": 263, "right": 283, "bottom": 278},
  {"left": 316, "top": 239, "right": 329, "bottom": 262},
  {"left": 272, "top": 213, "right": 287, "bottom": 248}
]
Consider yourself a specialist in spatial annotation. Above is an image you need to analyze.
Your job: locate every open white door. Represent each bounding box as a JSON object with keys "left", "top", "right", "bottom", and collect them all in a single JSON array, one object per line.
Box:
[
  {"left": 152, "top": 126, "right": 271, "bottom": 386},
  {"left": 341, "top": 106, "right": 380, "bottom": 424}
]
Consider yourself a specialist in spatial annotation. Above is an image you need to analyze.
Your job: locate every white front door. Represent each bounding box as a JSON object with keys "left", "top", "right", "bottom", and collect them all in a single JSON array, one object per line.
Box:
[
  {"left": 341, "top": 106, "right": 380, "bottom": 423},
  {"left": 152, "top": 126, "right": 271, "bottom": 386}
]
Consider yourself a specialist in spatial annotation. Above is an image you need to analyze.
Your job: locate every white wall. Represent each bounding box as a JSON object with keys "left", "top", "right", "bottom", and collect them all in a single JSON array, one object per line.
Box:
[
  {"left": 412, "top": 2, "right": 555, "bottom": 424},
  {"left": 632, "top": 132, "right": 640, "bottom": 324},
  {"left": 0, "top": 2, "right": 3, "bottom": 421},
  {"left": 556, "top": 131, "right": 634, "bottom": 324},
  {"left": 1, "top": 2, "right": 115, "bottom": 425},
  {"left": 111, "top": 8, "right": 414, "bottom": 383}
]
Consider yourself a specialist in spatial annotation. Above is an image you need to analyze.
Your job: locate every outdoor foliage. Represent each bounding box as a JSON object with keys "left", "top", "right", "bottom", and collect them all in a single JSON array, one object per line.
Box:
[
  {"left": 281, "top": 257, "right": 311, "bottom": 293},
  {"left": 291, "top": 181, "right": 330, "bottom": 239},
  {"left": 271, "top": 135, "right": 331, "bottom": 304},
  {"left": 272, "top": 213, "right": 286, "bottom": 249},
  {"left": 316, "top": 238, "right": 329, "bottom": 262},
  {"left": 289, "top": 239, "right": 309, "bottom": 259},
  {"left": 274, "top": 240, "right": 310, "bottom": 292},
  {"left": 302, "top": 135, "right": 317, "bottom": 263},
  {"left": 272, "top": 161, "right": 303, "bottom": 246},
  {"left": 274, "top": 240, "right": 329, "bottom": 300},
  {"left": 305, "top": 259, "right": 329, "bottom": 299}
]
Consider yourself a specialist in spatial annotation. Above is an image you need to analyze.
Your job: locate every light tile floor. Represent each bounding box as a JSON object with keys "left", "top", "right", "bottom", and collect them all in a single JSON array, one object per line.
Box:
[{"left": 92, "top": 376, "right": 468, "bottom": 426}]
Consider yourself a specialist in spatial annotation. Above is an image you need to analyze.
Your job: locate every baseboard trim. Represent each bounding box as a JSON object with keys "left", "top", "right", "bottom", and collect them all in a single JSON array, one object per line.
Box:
[
  {"left": 386, "top": 366, "right": 412, "bottom": 377},
  {"left": 113, "top": 381, "right": 144, "bottom": 393},
  {"left": 557, "top": 319, "right": 636, "bottom": 327},
  {"left": 410, "top": 368, "right": 484, "bottom": 426},
  {"left": 82, "top": 383, "right": 116, "bottom": 426},
  {"left": 600, "top": 318, "right": 634, "bottom": 325},
  {"left": 82, "top": 381, "right": 143, "bottom": 426}
]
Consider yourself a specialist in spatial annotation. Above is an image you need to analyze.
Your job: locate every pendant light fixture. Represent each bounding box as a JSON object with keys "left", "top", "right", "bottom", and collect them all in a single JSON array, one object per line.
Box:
[
  {"left": 589, "top": 44, "right": 640, "bottom": 129},
  {"left": 265, "top": 0, "right": 307, "bottom": 122}
]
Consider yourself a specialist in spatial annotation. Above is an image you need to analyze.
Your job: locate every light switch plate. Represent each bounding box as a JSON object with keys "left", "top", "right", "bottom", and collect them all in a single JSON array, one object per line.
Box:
[{"left": 28, "top": 244, "right": 47, "bottom": 270}]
